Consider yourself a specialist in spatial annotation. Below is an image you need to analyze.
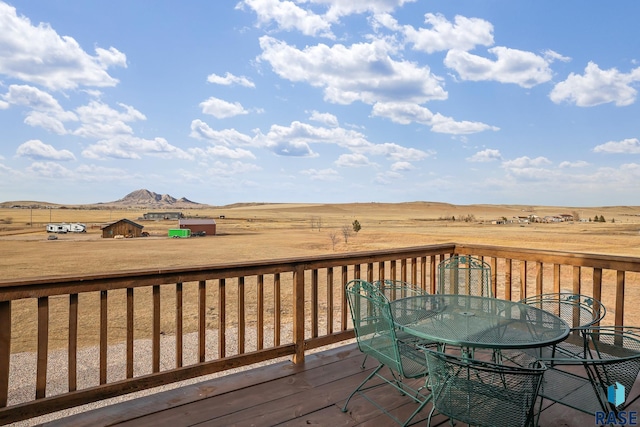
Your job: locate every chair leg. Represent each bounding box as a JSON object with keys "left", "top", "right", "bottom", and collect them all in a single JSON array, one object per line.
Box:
[{"left": 341, "top": 364, "right": 383, "bottom": 412}]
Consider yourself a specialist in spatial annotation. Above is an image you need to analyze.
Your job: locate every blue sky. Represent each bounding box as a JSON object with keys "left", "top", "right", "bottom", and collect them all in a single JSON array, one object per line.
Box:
[{"left": 1, "top": 1, "right": 640, "bottom": 206}]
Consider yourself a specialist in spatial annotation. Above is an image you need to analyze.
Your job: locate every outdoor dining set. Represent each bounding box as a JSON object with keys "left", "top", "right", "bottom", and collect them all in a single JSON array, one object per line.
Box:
[{"left": 342, "top": 255, "right": 640, "bottom": 426}]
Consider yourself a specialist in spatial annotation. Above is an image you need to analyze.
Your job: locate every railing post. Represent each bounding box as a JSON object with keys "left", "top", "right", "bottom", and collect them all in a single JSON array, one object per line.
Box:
[
  {"left": 0, "top": 301, "right": 10, "bottom": 407},
  {"left": 293, "top": 265, "right": 305, "bottom": 364}
]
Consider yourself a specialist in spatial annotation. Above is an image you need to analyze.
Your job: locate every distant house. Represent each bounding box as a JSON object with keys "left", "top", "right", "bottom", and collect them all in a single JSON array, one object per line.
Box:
[
  {"left": 143, "top": 212, "right": 183, "bottom": 220},
  {"left": 101, "top": 219, "right": 144, "bottom": 238},
  {"left": 179, "top": 218, "right": 216, "bottom": 236}
]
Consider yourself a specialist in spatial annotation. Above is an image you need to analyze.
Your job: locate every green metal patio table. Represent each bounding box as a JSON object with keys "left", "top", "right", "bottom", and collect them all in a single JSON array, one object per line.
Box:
[{"left": 390, "top": 294, "right": 570, "bottom": 354}]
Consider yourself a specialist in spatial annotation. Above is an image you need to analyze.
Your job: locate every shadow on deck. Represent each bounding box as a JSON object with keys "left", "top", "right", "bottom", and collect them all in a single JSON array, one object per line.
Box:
[{"left": 37, "top": 343, "right": 640, "bottom": 427}]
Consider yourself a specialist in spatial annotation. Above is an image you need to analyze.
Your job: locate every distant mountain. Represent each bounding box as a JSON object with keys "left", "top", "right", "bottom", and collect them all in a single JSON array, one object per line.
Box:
[{"left": 106, "top": 189, "right": 203, "bottom": 208}]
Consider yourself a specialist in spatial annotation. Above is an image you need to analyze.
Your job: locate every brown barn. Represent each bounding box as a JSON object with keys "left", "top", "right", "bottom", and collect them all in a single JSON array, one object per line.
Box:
[
  {"left": 179, "top": 218, "right": 216, "bottom": 236},
  {"left": 101, "top": 219, "right": 145, "bottom": 238}
]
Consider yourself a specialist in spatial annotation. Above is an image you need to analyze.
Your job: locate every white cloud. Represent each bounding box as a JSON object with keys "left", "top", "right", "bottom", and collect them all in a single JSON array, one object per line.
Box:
[
  {"left": 200, "top": 97, "right": 249, "bottom": 119},
  {"left": 334, "top": 153, "right": 373, "bottom": 167},
  {"left": 445, "top": 46, "right": 554, "bottom": 88},
  {"left": 300, "top": 168, "right": 341, "bottom": 181},
  {"left": 593, "top": 138, "right": 640, "bottom": 154},
  {"left": 309, "top": 110, "right": 339, "bottom": 127},
  {"left": 318, "top": 0, "right": 417, "bottom": 18},
  {"left": 371, "top": 102, "right": 499, "bottom": 134},
  {"left": 559, "top": 160, "right": 589, "bottom": 168},
  {"left": 73, "top": 101, "right": 145, "bottom": 139},
  {"left": 81, "top": 136, "right": 192, "bottom": 160},
  {"left": 26, "top": 161, "right": 75, "bottom": 178},
  {"left": 0, "top": 2, "right": 126, "bottom": 90},
  {"left": 503, "top": 156, "right": 552, "bottom": 168},
  {"left": 237, "top": 0, "right": 335, "bottom": 38},
  {"left": 3, "top": 85, "right": 78, "bottom": 133},
  {"left": 467, "top": 149, "right": 502, "bottom": 162},
  {"left": 258, "top": 36, "right": 447, "bottom": 105},
  {"left": 256, "top": 120, "right": 370, "bottom": 156},
  {"left": 206, "top": 160, "right": 261, "bottom": 177},
  {"left": 403, "top": 13, "right": 494, "bottom": 54},
  {"left": 390, "top": 161, "right": 413, "bottom": 171},
  {"left": 189, "top": 120, "right": 254, "bottom": 146},
  {"left": 16, "top": 139, "right": 76, "bottom": 161},
  {"left": 189, "top": 145, "right": 256, "bottom": 160},
  {"left": 207, "top": 72, "right": 255, "bottom": 88},
  {"left": 550, "top": 62, "right": 640, "bottom": 107}
]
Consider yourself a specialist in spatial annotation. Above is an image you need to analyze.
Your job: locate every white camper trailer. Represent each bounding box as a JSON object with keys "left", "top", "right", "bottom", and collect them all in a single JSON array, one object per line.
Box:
[{"left": 46, "top": 223, "right": 87, "bottom": 233}]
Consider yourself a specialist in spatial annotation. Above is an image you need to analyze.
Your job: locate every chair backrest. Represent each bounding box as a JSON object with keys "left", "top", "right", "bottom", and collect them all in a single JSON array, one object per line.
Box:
[
  {"left": 437, "top": 255, "right": 492, "bottom": 297},
  {"left": 425, "top": 350, "right": 546, "bottom": 427},
  {"left": 345, "top": 279, "right": 426, "bottom": 378},
  {"left": 371, "top": 279, "right": 427, "bottom": 301},
  {"left": 583, "top": 326, "right": 640, "bottom": 406},
  {"left": 519, "top": 293, "right": 605, "bottom": 330}
]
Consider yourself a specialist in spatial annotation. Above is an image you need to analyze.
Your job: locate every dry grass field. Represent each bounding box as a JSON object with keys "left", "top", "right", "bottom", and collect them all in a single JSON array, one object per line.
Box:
[{"left": 1, "top": 202, "right": 640, "bottom": 353}]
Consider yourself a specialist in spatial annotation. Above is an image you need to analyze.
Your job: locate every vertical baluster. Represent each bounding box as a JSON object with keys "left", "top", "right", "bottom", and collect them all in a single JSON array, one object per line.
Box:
[
  {"left": 36, "top": 297, "right": 48, "bottom": 399},
  {"left": 553, "top": 264, "right": 561, "bottom": 294},
  {"left": 341, "top": 266, "right": 348, "bottom": 331},
  {"left": 505, "top": 259, "right": 512, "bottom": 301},
  {"left": 152, "top": 285, "right": 160, "bottom": 373},
  {"left": 420, "top": 257, "right": 426, "bottom": 292},
  {"left": 615, "top": 271, "right": 625, "bottom": 327},
  {"left": 218, "top": 279, "right": 226, "bottom": 358},
  {"left": 199, "top": 280, "right": 206, "bottom": 363},
  {"left": 593, "top": 268, "right": 603, "bottom": 326},
  {"left": 411, "top": 257, "right": 417, "bottom": 285},
  {"left": 401, "top": 259, "right": 407, "bottom": 283},
  {"left": 257, "top": 275, "right": 264, "bottom": 350},
  {"left": 293, "top": 266, "right": 305, "bottom": 364},
  {"left": 126, "top": 288, "right": 134, "bottom": 378},
  {"left": 430, "top": 255, "right": 437, "bottom": 294},
  {"left": 520, "top": 261, "right": 527, "bottom": 299},
  {"left": 327, "top": 267, "right": 334, "bottom": 335},
  {"left": 311, "top": 270, "right": 318, "bottom": 339},
  {"left": 0, "top": 301, "right": 11, "bottom": 407},
  {"left": 273, "top": 274, "right": 280, "bottom": 346},
  {"left": 536, "top": 262, "right": 544, "bottom": 295},
  {"left": 176, "top": 283, "right": 183, "bottom": 368},
  {"left": 366, "top": 263, "right": 373, "bottom": 283},
  {"left": 68, "top": 294, "right": 78, "bottom": 392},
  {"left": 238, "top": 277, "right": 245, "bottom": 354},
  {"left": 100, "top": 290, "right": 108, "bottom": 384}
]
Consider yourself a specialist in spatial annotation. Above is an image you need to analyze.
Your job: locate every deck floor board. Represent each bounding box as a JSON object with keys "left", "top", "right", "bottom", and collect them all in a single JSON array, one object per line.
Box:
[{"left": 42, "top": 343, "right": 640, "bottom": 427}]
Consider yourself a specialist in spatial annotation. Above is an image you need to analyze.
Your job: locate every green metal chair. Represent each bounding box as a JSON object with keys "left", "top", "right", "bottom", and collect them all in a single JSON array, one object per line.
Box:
[
  {"left": 359, "top": 279, "right": 431, "bottom": 368},
  {"left": 425, "top": 349, "right": 546, "bottom": 427},
  {"left": 537, "top": 325, "right": 640, "bottom": 419},
  {"left": 437, "top": 255, "right": 493, "bottom": 297},
  {"left": 343, "top": 279, "right": 431, "bottom": 426},
  {"left": 511, "top": 293, "right": 606, "bottom": 364}
]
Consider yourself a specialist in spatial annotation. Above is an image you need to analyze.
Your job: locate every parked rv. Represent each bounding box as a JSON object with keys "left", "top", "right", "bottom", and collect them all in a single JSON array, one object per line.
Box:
[{"left": 46, "top": 223, "right": 87, "bottom": 233}]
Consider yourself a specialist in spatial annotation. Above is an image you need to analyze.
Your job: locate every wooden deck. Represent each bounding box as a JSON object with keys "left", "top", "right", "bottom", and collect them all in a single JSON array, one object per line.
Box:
[{"left": 40, "top": 343, "right": 640, "bottom": 427}]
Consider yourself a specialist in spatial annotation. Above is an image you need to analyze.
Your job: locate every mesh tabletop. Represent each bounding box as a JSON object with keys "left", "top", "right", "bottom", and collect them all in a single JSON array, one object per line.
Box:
[{"left": 390, "top": 294, "right": 570, "bottom": 350}]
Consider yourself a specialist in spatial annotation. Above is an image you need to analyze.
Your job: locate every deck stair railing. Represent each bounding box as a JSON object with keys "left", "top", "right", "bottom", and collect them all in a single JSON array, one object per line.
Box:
[{"left": 0, "top": 243, "right": 639, "bottom": 424}]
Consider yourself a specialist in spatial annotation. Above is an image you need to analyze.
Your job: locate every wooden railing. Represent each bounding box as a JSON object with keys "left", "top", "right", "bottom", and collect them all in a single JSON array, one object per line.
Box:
[{"left": 0, "top": 243, "right": 639, "bottom": 424}]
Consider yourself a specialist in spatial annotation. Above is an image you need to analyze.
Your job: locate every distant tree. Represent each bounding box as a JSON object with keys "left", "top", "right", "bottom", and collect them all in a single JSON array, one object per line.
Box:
[
  {"left": 612, "top": 218, "right": 616, "bottom": 223},
  {"left": 599, "top": 215, "right": 606, "bottom": 222},
  {"left": 341, "top": 224, "right": 352, "bottom": 244},
  {"left": 328, "top": 230, "right": 338, "bottom": 251},
  {"left": 571, "top": 211, "right": 580, "bottom": 222},
  {"left": 352, "top": 219, "right": 361, "bottom": 234}
]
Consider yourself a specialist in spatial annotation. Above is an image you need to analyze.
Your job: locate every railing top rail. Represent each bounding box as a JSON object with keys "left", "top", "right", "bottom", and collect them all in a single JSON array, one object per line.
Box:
[{"left": 454, "top": 243, "right": 640, "bottom": 272}]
